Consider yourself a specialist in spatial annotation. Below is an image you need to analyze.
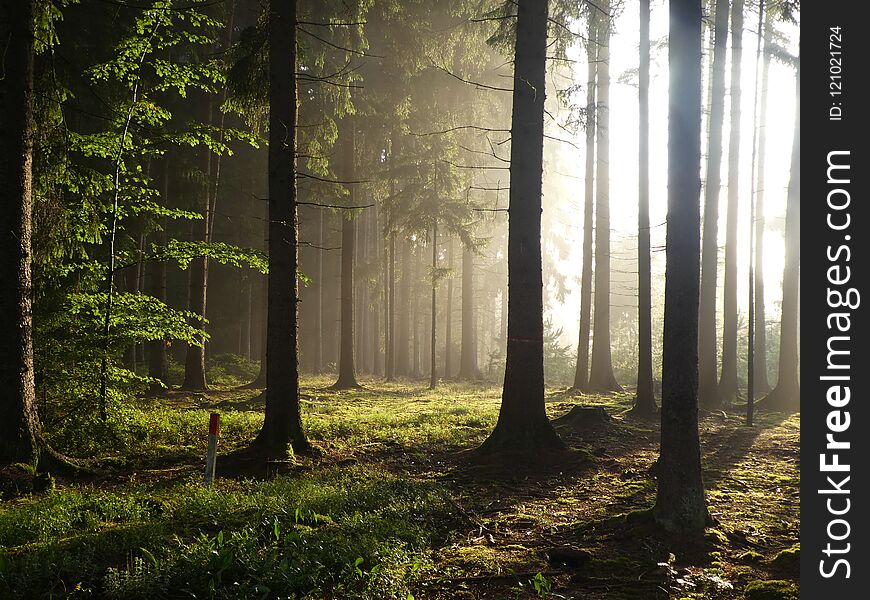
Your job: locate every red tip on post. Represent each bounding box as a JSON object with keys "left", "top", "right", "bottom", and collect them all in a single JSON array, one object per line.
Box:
[{"left": 209, "top": 412, "right": 220, "bottom": 436}]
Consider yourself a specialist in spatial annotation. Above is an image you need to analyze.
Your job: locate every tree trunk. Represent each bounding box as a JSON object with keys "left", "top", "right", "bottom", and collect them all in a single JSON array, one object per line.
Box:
[
  {"left": 148, "top": 160, "right": 170, "bottom": 393},
  {"left": 458, "top": 247, "right": 479, "bottom": 379},
  {"left": 0, "top": 0, "right": 40, "bottom": 465},
  {"left": 444, "top": 236, "right": 454, "bottom": 379},
  {"left": 718, "top": 0, "right": 744, "bottom": 406},
  {"left": 313, "top": 205, "right": 323, "bottom": 373},
  {"left": 430, "top": 224, "right": 438, "bottom": 389},
  {"left": 698, "top": 0, "right": 729, "bottom": 407},
  {"left": 633, "top": 0, "right": 656, "bottom": 415},
  {"left": 479, "top": 0, "right": 562, "bottom": 453},
  {"left": 653, "top": 0, "right": 707, "bottom": 537},
  {"left": 572, "top": 10, "right": 597, "bottom": 392},
  {"left": 396, "top": 239, "right": 411, "bottom": 376},
  {"left": 752, "top": 12, "right": 772, "bottom": 393},
  {"left": 255, "top": 0, "right": 308, "bottom": 454},
  {"left": 412, "top": 243, "right": 421, "bottom": 377},
  {"left": 243, "top": 191, "right": 269, "bottom": 388},
  {"left": 760, "top": 64, "right": 799, "bottom": 413},
  {"left": 386, "top": 231, "right": 396, "bottom": 380},
  {"left": 588, "top": 0, "right": 622, "bottom": 392},
  {"left": 371, "top": 204, "right": 382, "bottom": 375},
  {"left": 333, "top": 120, "right": 359, "bottom": 389}
]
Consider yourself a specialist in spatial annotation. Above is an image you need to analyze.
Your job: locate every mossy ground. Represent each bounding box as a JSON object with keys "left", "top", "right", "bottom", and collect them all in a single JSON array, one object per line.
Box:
[{"left": 0, "top": 375, "right": 799, "bottom": 598}]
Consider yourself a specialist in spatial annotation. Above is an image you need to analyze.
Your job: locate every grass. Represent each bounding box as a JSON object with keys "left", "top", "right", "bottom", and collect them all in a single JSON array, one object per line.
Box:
[{"left": 1, "top": 374, "right": 800, "bottom": 599}]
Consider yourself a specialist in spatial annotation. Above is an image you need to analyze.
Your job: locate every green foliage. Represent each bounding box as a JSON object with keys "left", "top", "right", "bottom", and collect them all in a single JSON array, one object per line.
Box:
[
  {"left": 543, "top": 319, "right": 575, "bottom": 386},
  {"left": 744, "top": 580, "right": 799, "bottom": 600},
  {"left": 0, "top": 467, "right": 454, "bottom": 599}
]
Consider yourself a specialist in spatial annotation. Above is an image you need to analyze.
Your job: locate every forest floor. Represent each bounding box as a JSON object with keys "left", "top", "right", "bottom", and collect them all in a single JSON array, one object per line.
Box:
[{"left": 0, "top": 376, "right": 799, "bottom": 599}]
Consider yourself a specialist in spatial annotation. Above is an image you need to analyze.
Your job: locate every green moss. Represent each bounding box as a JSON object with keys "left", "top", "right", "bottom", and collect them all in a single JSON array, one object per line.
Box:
[
  {"left": 744, "top": 580, "right": 799, "bottom": 600},
  {"left": 739, "top": 550, "right": 763, "bottom": 563},
  {"left": 770, "top": 544, "right": 799, "bottom": 569},
  {"left": 704, "top": 528, "right": 729, "bottom": 547}
]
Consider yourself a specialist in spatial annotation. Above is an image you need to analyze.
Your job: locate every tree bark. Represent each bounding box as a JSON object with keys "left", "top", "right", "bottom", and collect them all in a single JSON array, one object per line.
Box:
[
  {"left": 333, "top": 120, "right": 359, "bottom": 389},
  {"left": 0, "top": 0, "right": 40, "bottom": 465},
  {"left": 653, "top": 0, "right": 707, "bottom": 537},
  {"left": 458, "top": 247, "right": 479, "bottom": 380},
  {"left": 572, "top": 10, "right": 597, "bottom": 392},
  {"left": 718, "top": 0, "right": 744, "bottom": 406},
  {"left": 181, "top": 98, "right": 213, "bottom": 392},
  {"left": 760, "top": 64, "right": 799, "bottom": 413},
  {"left": 588, "top": 0, "right": 622, "bottom": 393},
  {"left": 430, "top": 223, "right": 438, "bottom": 389},
  {"left": 752, "top": 12, "right": 773, "bottom": 393},
  {"left": 444, "top": 236, "right": 454, "bottom": 379},
  {"left": 148, "top": 160, "right": 170, "bottom": 393},
  {"left": 313, "top": 205, "right": 323, "bottom": 374},
  {"left": 255, "top": 0, "right": 308, "bottom": 454},
  {"left": 479, "top": 0, "right": 563, "bottom": 453},
  {"left": 633, "top": 0, "right": 656, "bottom": 415},
  {"left": 698, "top": 0, "right": 729, "bottom": 407},
  {"left": 396, "top": 239, "right": 411, "bottom": 376}
]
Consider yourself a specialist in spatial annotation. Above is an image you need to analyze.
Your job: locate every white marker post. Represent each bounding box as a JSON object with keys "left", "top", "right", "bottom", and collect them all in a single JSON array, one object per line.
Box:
[{"left": 204, "top": 412, "right": 220, "bottom": 485}]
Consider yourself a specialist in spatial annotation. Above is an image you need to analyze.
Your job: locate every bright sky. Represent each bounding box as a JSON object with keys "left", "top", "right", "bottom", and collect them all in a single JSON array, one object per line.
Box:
[{"left": 543, "top": 0, "right": 800, "bottom": 349}]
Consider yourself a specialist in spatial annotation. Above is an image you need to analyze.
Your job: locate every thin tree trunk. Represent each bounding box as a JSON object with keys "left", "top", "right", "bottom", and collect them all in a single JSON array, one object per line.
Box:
[
  {"left": 752, "top": 11, "right": 772, "bottom": 393},
  {"left": 412, "top": 243, "right": 421, "bottom": 377},
  {"left": 588, "top": 0, "right": 622, "bottom": 392},
  {"left": 698, "top": 0, "right": 729, "bottom": 406},
  {"left": 479, "top": 0, "right": 562, "bottom": 453},
  {"left": 572, "top": 10, "right": 597, "bottom": 392},
  {"left": 396, "top": 239, "right": 411, "bottom": 376},
  {"left": 254, "top": 0, "right": 308, "bottom": 454},
  {"left": 386, "top": 232, "right": 396, "bottom": 380},
  {"left": 313, "top": 206, "right": 323, "bottom": 373},
  {"left": 633, "top": 0, "right": 656, "bottom": 415},
  {"left": 148, "top": 161, "right": 170, "bottom": 392},
  {"left": 653, "top": 0, "right": 707, "bottom": 537},
  {"left": 0, "top": 0, "right": 40, "bottom": 465},
  {"left": 181, "top": 99, "right": 213, "bottom": 392},
  {"left": 458, "top": 247, "right": 479, "bottom": 379},
  {"left": 760, "top": 64, "right": 799, "bottom": 413},
  {"left": 430, "top": 224, "right": 438, "bottom": 389},
  {"left": 444, "top": 236, "right": 454, "bottom": 378},
  {"left": 333, "top": 120, "right": 359, "bottom": 389},
  {"left": 718, "top": 0, "right": 744, "bottom": 405},
  {"left": 371, "top": 204, "right": 382, "bottom": 375}
]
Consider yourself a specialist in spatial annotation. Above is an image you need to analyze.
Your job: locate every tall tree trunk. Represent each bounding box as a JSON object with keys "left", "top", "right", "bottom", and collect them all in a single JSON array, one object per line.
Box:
[
  {"left": 0, "top": 0, "right": 40, "bottom": 465},
  {"left": 633, "top": 0, "right": 656, "bottom": 415},
  {"left": 148, "top": 160, "right": 170, "bottom": 393},
  {"left": 371, "top": 204, "right": 382, "bottom": 375},
  {"left": 444, "top": 236, "right": 454, "bottom": 379},
  {"left": 458, "top": 247, "right": 479, "bottom": 379},
  {"left": 412, "top": 244, "right": 421, "bottom": 377},
  {"left": 588, "top": 0, "right": 622, "bottom": 392},
  {"left": 396, "top": 239, "right": 411, "bottom": 376},
  {"left": 255, "top": 0, "right": 308, "bottom": 454},
  {"left": 718, "top": 0, "right": 744, "bottom": 406},
  {"left": 430, "top": 224, "right": 438, "bottom": 389},
  {"left": 333, "top": 120, "right": 359, "bottom": 389},
  {"left": 314, "top": 207, "right": 324, "bottom": 373},
  {"left": 653, "top": 0, "right": 707, "bottom": 537},
  {"left": 181, "top": 99, "right": 213, "bottom": 392},
  {"left": 479, "top": 0, "right": 562, "bottom": 453},
  {"left": 760, "top": 64, "right": 799, "bottom": 413},
  {"left": 244, "top": 191, "right": 269, "bottom": 388},
  {"left": 572, "top": 10, "right": 597, "bottom": 392},
  {"left": 386, "top": 232, "right": 396, "bottom": 380},
  {"left": 698, "top": 0, "right": 729, "bottom": 406},
  {"left": 752, "top": 12, "right": 772, "bottom": 393}
]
